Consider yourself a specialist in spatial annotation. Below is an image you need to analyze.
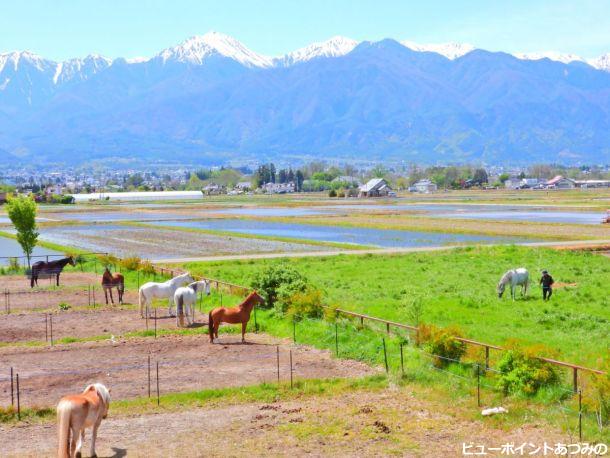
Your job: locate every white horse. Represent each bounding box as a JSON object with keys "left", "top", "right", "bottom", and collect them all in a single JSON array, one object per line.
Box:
[
  {"left": 497, "top": 268, "right": 529, "bottom": 300},
  {"left": 138, "top": 272, "right": 194, "bottom": 318},
  {"left": 173, "top": 280, "right": 211, "bottom": 327},
  {"left": 57, "top": 383, "right": 110, "bottom": 458}
]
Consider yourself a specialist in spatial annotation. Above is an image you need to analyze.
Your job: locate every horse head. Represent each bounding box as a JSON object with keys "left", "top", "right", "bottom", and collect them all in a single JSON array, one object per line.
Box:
[
  {"left": 179, "top": 272, "right": 195, "bottom": 284},
  {"left": 249, "top": 290, "right": 265, "bottom": 305},
  {"left": 68, "top": 256, "right": 76, "bottom": 267},
  {"left": 497, "top": 282, "right": 505, "bottom": 298}
]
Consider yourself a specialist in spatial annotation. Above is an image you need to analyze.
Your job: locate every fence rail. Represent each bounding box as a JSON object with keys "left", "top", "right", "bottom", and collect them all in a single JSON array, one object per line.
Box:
[{"left": 152, "top": 268, "right": 606, "bottom": 392}]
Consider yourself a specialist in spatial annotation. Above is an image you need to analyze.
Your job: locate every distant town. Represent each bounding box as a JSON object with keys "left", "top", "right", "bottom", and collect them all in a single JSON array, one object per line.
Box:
[{"left": 1, "top": 162, "right": 609, "bottom": 203}]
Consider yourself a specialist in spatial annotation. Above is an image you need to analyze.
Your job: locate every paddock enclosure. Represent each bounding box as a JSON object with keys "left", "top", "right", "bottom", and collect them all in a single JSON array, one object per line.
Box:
[
  {"left": 0, "top": 334, "right": 373, "bottom": 408},
  {"left": 0, "top": 271, "right": 373, "bottom": 412}
]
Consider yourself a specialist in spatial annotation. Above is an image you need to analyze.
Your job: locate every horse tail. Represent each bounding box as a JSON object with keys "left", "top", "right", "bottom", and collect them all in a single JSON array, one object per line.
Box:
[
  {"left": 208, "top": 311, "right": 213, "bottom": 340},
  {"left": 57, "top": 400, "right": 71, "bottom": 458}
]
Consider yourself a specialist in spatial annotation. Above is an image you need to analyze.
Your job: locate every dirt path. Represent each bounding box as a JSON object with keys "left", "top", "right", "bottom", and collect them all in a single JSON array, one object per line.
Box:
[
  {"left": 0, "top": 334, "right": 373, "bottom": 407},
  {"left": 153, "top": 239, "right": 610, "bottom": 264},
  {"left": 0, "top": 389, "right": 565, "bottom": 457}
]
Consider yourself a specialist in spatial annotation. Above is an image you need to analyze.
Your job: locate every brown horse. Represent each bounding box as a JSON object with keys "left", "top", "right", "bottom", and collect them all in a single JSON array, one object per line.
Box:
[
  {"left": 208, "top": 291, "right": 264, "bottom": 343},
  {"left": 102, "top": 268, "right": 124, "bottom": 304}
]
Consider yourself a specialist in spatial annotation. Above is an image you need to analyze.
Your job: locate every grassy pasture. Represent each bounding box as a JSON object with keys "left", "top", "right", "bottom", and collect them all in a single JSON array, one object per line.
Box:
[{"left": 183, "top": 245, "right": 609, "bottom": 368}]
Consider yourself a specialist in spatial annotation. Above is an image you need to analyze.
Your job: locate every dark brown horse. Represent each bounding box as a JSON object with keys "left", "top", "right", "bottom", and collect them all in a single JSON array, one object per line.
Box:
[
  {"left": 208, "top": 291, "right": 264, "bottom": 343},
  {"left": 30, "top": 256, "right": 75, "bottom": 288},
  {"left": 102, "top": 267, "right": 124, "bottom": 304}
]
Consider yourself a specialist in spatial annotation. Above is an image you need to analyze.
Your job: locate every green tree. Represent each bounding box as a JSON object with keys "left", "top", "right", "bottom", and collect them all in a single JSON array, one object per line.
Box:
[
  {"left": 473, "top": 168, "right": 488, "bottom": 185},
  {"left": 6, "top": 195, "right": 39, "bottom": 267}
]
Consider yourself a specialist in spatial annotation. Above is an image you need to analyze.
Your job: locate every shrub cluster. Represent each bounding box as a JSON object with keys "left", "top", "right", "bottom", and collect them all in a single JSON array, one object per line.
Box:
[
  {"left": 585, "top": 359, "right": 610, "bottom": 425},
  {"left": 120, "top": 255, "right": 141, "bottom": 271},
  {"left": 496, "top": 344, "right": 559, "bottom": 395},
  {"left": 285, "top": 286, "right": 324, "bottom": 320},
  {"left": 419, "top": 324, "right": 467, "bottom": 368},
  {"left": 251, "top": 264, "right": 310, "bottom": 314}
]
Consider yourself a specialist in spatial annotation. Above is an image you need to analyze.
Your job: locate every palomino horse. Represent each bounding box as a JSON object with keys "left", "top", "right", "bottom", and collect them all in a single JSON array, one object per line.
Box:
[
  {"left": 30, "top": 256, "right": 76, "bottom": 288},
  {"left": 208, "top": 291, "right": 265, "bottom": 343},
  {"left": 102, "top": 267, "right": 124, "bottom": 304},
  {"left": 138, "top": 272, "right": 194, "bottom": 318},
  {"left": 57, "top": 383, "right": 110, "bottom": 458},
  {"left": 173, "top": 280, "right": 211, "bottom": 327},
  {"left": 497, "top": 267, "right": 529, "bottom": 300}
]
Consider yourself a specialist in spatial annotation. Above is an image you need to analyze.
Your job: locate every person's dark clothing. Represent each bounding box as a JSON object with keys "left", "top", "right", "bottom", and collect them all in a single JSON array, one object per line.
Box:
[{"left": 540, "top": 273, "right": 554, "bottom": 300}]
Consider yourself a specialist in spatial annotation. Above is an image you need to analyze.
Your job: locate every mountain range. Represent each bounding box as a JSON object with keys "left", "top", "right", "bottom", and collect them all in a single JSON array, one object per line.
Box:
[{"left": 1, "top": 32, "right": 610, "bottom": 165}]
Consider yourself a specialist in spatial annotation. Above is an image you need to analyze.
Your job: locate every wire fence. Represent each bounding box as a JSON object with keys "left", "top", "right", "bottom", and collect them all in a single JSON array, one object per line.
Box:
[{"left": 1, "top": 256, "right": 607, "bottom": 442}]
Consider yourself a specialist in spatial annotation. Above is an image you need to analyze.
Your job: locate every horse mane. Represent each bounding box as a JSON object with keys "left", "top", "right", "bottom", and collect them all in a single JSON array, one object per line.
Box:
[{"left": 87, "top": 383, "right": 110, "bottom": 405}]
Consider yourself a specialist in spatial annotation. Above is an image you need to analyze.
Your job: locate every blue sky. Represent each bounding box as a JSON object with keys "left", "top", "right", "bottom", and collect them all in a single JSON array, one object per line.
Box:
[{"left": 1, "top": 0, "right": 609, "bottom": 60}]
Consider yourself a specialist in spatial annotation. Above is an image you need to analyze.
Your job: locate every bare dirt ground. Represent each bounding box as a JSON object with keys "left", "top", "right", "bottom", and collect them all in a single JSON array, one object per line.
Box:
[
  {"left": 0, "top": 306, "right": 194, "bottom": 343},
  {"left": 0, "top": 272, "right": 101, "bottom": 291},
  {"left": 0, "top": 273, "right": 143, "bottom": 314},
  {"left": 0, "top": 388, "right": 565, "bottom": 457},
  {"left": 0, "top": 333, "right": 373, "bottom": 407}
]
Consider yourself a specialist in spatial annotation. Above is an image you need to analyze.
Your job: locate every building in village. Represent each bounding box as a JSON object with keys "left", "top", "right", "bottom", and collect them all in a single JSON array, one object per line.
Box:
[
  {"left": 358, "top": 178, "right": 393, "bottom": 197},
  {"left": 202, "top": 183, "right": 227, "bottom": 195},
  {"left": 412, "top": 179, "right": 438, "bottom": 193},
  {"left": 262, "top": 181, "right": 295, "bottom": 194},
  {"left": 546, "top": 175, "right": 575, "bottom": 189}
]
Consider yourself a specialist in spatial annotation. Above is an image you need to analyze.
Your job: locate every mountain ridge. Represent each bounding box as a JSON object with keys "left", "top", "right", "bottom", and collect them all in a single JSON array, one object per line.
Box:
[{"left": 1, "top": 34, "right": 610, "bottom": 165}]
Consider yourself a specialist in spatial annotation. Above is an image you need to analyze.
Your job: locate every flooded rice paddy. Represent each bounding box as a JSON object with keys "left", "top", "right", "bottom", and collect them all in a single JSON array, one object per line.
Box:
[{"left": 156, "top": 219, "right": 533, "bottom": 248}]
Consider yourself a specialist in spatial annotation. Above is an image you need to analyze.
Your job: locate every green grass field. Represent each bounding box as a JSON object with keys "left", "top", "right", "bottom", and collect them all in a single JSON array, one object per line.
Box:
[{"left": 182, "top": 245, "right": 609, "bottom": 368}]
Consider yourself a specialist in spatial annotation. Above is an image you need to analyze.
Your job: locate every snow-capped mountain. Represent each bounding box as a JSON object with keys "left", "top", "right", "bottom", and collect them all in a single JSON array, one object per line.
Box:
[
  {"left": 401, "top": 41, "right": 475, "bottom": 60},
  {"left": 274, "top": 36, "right": 358, "bottom": 66},
  {"left": 589, "top": 53, "right": 610, "bottom": 72},
  {"left": 1, "top": 33, "right": 610, "bottom": 166},
  {"left": 0, "top": 50, "right": 54, "bottom": 73},
  {"left": 156, "top": 31, "right": 273, "bottom": 67},
  {"left": 53, "top": 54, "right": 112, "bottom": 84},
  {"left": 514, "top": 52, "right": 585, "bottom": 64}
]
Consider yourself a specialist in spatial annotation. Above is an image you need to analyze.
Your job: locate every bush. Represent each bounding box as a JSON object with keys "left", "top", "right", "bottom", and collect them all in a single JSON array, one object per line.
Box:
[
  {"left": 8, "top": 257, "right": 21, "bottom": 273},
  {"left": 251, "top": 264, "right": 309, "bottom": 313},
  {"left": 139, "top": 260, "right": 156, "bottom": 276},
  {"left": 496, "top": 343, "right": 560, "bottom": 395},
  {"left": 120, "top": 255, "right": 141, "bottom": 271},
  {"left": 584, "top": 359, "right": 610, "bottom": 425},
  {"left": 419, "top": 324, "right": 466, "bottom": 367},
  {"left": 328, "top": 189, "right": 337, "bottom": 197},
  {"left": 285, "top": 286, "right": 324, "bottom": 321},
  {"left": 98, "top": 254, "right": 119, "bottom": 269}
]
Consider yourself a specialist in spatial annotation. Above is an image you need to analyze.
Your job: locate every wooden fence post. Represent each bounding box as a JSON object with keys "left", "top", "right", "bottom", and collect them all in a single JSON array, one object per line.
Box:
[
  {"left": 276, "top": 346, "right": 280, "bottom": 385},
  {"left": 156, "top": 361, "right": 160, "bottom": 406},
  {"left": 382, "top": 338, "right": 388, "bottom": 373},
  {"left": 10, "top": 367, "right": 14, "bottom": 406},
  {"left": 573, "top": 367, "right": 578, "bottom": 393},
  {"left": 16, "top": 373, "right": 20, "bottom": 420}
]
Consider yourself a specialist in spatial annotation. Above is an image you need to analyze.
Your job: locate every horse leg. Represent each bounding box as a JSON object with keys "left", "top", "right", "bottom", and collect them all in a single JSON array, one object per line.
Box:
[
  {"left": 241, "top": 321, "right": 247, "bottom": 343},
  {"left": 70, "top": 426, "right": 79, "bottom": 458},
  {"left": 109, "top": 288, "right": 114, "bottom": 305},
  {"left": 104, "top": 288, "right": 108, "bottom": 305},
  {"left": 56, "top": 272, "right": 60, "bottom": 287},
  {"left": 75, "top": 429, "right": 85, "bottom": 458},
  {"left": 90, "top": 422, "right": 100, "bottom": 458}
]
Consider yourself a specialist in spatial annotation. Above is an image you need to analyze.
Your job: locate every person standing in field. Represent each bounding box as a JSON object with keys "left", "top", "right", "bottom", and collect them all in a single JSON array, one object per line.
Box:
[{"left": 539, "top": 270, "right": 554, "bottom": 300}]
